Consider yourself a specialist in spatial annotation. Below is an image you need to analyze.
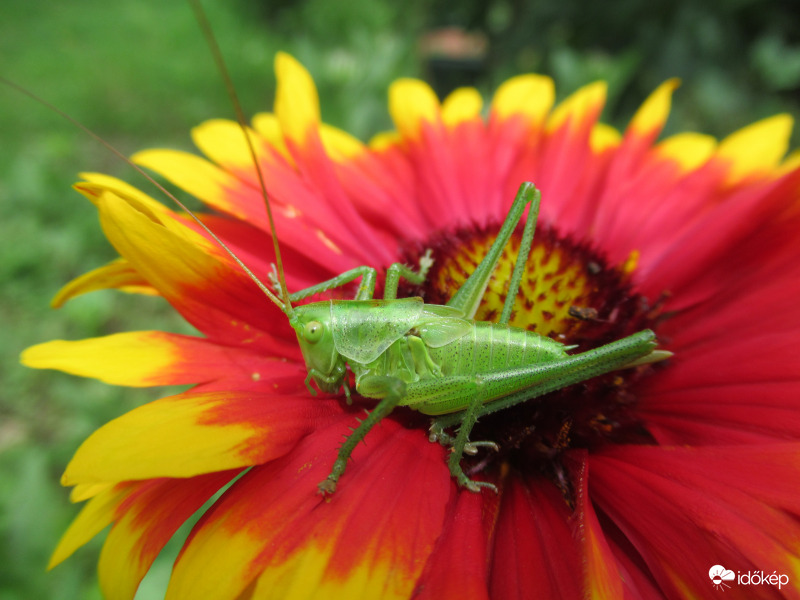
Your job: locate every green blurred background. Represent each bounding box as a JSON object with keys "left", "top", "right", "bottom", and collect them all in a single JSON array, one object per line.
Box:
[{"left": 1, "top": 0, "right": 798, "bottom": 598}]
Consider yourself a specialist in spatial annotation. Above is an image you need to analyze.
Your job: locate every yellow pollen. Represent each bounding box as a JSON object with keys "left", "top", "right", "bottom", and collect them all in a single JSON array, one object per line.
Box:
[
  {"left": 622, "top": 249, "right": 640, "bottom": 275},
  {"left": 433, "top": 230, "right": 598, "bottom": 337}
]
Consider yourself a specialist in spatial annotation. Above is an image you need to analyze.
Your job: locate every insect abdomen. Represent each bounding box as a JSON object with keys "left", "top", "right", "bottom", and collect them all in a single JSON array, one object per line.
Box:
[{"left": 431, "top": 322, "right": 569, "bottom": 377}]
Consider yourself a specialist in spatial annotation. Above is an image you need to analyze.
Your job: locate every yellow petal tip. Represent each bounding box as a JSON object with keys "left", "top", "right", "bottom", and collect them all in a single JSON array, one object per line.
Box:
[
  {"left": 628, "top": 78, "right": 681, "bottom": 135},
  {"left": 718, "top": 113, "right": 794, "bottom": 184},
  {"left": 547, "top": 81, "right": 607, "bottom": 133},
  {"left": 274, "top": 52, "right": 321, "bottom": 145},
  {"left": 389, "top": 78, "right": 441, "bottom": 139},
  {"left": 491, "top": 73, "right": 555, "bottom": 124}
]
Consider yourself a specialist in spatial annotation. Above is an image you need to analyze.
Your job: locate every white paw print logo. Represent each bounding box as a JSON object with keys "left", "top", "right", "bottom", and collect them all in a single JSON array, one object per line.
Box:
[{"left": 709, "top": 565, "right": 735, "bottom": 590}]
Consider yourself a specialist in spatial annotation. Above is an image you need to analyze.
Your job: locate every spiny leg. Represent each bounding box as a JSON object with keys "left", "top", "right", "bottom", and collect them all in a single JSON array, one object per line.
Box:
[
  {"left": 432, "top": 330, "right": 660, "bottom": 432},
  {"left": 447, "top": 378, "right": 498, "bottom": 493},
  {"left": 447, "top": 182, "right": 539, "bottom": 319},
  {"left": 286, "top": 266, "right": 378, "bottom": 302},
  {"left": 285, "top": 248, "right": 434, "bottom": 304},
  {"left": 499, "top": 187, "right": 540, "bottom": 325},
  {"left": 383, "top": 249, "right": 434, "bottom": 300},
  {"left": 318, "top": 376, "right": 407, "bottom": 495}
]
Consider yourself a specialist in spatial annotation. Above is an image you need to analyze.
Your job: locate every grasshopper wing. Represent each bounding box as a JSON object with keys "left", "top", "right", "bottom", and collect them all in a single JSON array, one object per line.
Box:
[
  {"left": 331, "top": 297, "right": 423, "bottom": 363},
  {"left": 415, "top": 319, "right": 472, "bottom": 347}
]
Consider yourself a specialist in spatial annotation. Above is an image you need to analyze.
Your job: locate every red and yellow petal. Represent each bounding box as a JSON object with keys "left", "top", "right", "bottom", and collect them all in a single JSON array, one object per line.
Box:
[
  {"left": 273, "top": 56, "right": 394, "bottom": 265},
  {"left": 389, "top": 78, "right": 441, "bottom": 142},
  {"left": 656, "top": 132, "right": 717, "bottom": 173},
  {"left": 504, "top": 81, "right": 608, "bottom": 232},
  {"left": 99, "top": 471, "right": 240, "bottom": 600},
  {"left": 62, "top": 385, "right": 340, "bottom": 486},
  {"left": 486, "top": 74, "right": 555, "bottom": 219},
  {"left": 716, "top": 114, "right": 794, "bottom": 186},
  {"left": 491, "top": 74, "right": 555, "bottom": 128},
  {"left": 95, "top": 187, "right": 292, "bottom": 346},
  {"left": 388, "top": 78, "right": 498, "bottom": 226},
  {"left": 50, "top": 482, "right": 136, "bottom": 569},
  {"left": 587, "top": 80, "right": 682, "bottom": 238},
  {"left": 50, "top": 258, "right": 157, "bottom": 308},
  {"left": 21, "top": 331, "right": 280, "bottom": 387},
  {"left": 165, "top": 416, "right": 449, "bottom": 600}
]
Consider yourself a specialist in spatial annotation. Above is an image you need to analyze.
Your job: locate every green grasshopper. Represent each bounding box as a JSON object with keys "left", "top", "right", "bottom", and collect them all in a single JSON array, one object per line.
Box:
[
  {"left": 256, "top": 182, "right": 669, "bottom": 495},
  {"left": 8, "top": 2, "right": 668, "bottom": 496}
]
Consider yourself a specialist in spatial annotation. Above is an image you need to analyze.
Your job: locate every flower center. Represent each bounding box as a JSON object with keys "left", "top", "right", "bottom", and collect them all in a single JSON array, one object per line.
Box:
[{"left": 398, "top": 221, "right": 666, "bottom": 496}]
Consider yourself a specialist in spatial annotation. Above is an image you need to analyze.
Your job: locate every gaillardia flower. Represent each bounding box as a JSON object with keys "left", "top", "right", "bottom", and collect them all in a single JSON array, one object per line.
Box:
[{"left": 24, "top": 52, "right": 800, "bottom": 599}]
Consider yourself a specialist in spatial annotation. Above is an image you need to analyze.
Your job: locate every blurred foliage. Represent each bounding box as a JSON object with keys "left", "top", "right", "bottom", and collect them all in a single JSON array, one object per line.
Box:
[
  {"left": 418, "top": 0, "right": 800, "bottom": 140},
  {"left": 0, "top": 0, "right": 797, "bottom": 598}
]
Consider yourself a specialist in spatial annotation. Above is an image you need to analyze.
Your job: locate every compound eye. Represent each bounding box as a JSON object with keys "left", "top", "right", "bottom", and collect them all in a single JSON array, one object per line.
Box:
[{"left": 303, "top": 320, "right": 324, "bottom": 343}]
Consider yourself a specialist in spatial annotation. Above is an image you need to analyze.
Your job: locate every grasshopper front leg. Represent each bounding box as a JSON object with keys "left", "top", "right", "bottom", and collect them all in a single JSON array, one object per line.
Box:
[
  {"left": 286, "top": 251, "right": 434, "bottom": 304},
  {"left": 318, "top": 375, "right": 407, "bottom": 495}
]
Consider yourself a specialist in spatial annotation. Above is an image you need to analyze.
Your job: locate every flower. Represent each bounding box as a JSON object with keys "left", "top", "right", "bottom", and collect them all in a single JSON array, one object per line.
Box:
[{"left": 23, "top": 52, "right": 800, "bottom": 599}]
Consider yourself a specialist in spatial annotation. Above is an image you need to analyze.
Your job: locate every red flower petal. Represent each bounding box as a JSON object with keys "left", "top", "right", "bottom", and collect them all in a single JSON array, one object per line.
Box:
[
  {"left": 591, "top": 445, "right": 800, "bottom": 599},
  {"left": 413, "top": 485, "right": 499, "bottom": 600},
  {"left": 167, "top": 416, "right": 449, "bottom": 599},
  {"left": 489, "top": 471, "right": 583, "bottom": 599}
]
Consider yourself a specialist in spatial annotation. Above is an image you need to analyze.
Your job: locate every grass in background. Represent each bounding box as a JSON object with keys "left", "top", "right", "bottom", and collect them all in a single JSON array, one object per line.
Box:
[
  {"left": 1, "top": 0, "right": 798, "bottom": 598},
  {"left": 1, "top": 1, "right": 418, "bottom": 598}
]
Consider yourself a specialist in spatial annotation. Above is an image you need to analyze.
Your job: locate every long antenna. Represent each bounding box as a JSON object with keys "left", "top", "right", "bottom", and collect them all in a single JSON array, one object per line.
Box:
[
  {"left": 188, "top": 0, "right": 294, "bottom": 317},
  {"left": 1, "top": 76, "right": 286, "bottom": 313}
]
